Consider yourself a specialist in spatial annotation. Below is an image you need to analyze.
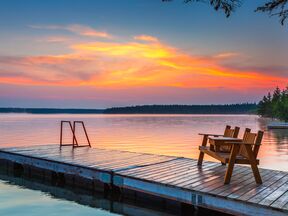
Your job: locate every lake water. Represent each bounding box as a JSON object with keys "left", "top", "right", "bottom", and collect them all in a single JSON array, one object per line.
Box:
[
  {"left": 0, "top": 179, "right": 120, "bottom": 216},
  {"left": 0, "top": 114, "right": 287, "bottom": 171},
  {"left": 0, "top": 114, "right": 287, "bottom": 215},
  {"left": 0, "top": 168, "right": 226, "bottom": 216}
]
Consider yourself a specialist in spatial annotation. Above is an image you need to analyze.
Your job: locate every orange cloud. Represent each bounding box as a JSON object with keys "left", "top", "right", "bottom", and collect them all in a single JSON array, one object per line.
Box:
[
  {"left": 134, "top": 35, "right": 159, "bottom": 42},
  {"left": 0, "top": 34, "right": 286, "bottom": 91},
  {"left": 72, "top": 42, "right": 173, "bottom": 59}
]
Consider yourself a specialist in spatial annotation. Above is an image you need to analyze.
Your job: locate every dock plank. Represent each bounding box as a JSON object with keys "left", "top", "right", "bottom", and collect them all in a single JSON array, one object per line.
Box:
[
  {"left": 227, "top": 170, "right": 283, "bottom": 200},
  {"left": 117, "top": 159, "right": 182, "bottom": 173},
  {"left": 138, "top": 162, "right": 199, "bottom": 182},
  {"left": 117, "top": 158, "right": 191, "bottom": 176},
  {"left": 248, "top": 174, "right": 288, "bottom": 204},
  {"left": 284, "top": 202, "right": 288, "bottom": 211},
  {"left": 165, "top": 163, "right": 224, "bottom": 187},
  {"left": 0, "top": 145, "right": 287, "bottom": 216},
  {"left": 270, "top": 190, "right": 288, "bottom": 209},
  {"left": 216, "top": 169, "right": 271, "bottom": 197},
  {"left": 126, "top": 160, "right": 197, "bottom": 179},
  {"left": 191, "top": 166, "right": 248, "bottom": 192},
  {"left": 258, "top": 183, "right": 288, "bottom": 206}
]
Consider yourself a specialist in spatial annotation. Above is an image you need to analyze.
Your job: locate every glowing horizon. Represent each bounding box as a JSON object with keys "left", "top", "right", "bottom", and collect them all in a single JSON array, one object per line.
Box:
[{"left": 0, "top": 0, "right": 287, "bottom": 108}]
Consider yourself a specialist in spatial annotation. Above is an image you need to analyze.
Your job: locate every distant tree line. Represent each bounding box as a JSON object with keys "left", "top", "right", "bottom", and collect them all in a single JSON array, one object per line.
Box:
[
  {"left": 104, "top": 104, "right": 257, "bottom": 114},
  {"left": 0, "top": 108, "right": 104, "bottom": 114},
  {"left": 0, "top": 103, "right": 258, "bottom": 115},
  {"left": 258, "top": 86, "right": 288, "bottom": 121}
]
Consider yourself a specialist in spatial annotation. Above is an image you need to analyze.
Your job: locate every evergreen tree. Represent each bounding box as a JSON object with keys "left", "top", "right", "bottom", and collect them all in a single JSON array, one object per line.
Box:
[
  {"left": 257, "top": 86, "right": 288, "bottom": 121},
  {"left": 272, "top": 87, "right": 282, "bottom": 118},
  {"left": 258, "top": 95, "right": 268, "bottom": 116},
  {"left": 277, "top": 87, "right": 288, "bottom": 121}
]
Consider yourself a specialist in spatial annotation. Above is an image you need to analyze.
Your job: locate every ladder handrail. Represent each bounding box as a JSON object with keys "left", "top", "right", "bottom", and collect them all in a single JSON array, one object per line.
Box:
[
  {"left": 60, "top": 120, "right": 91, "bottom": 148},
  {"left": 60, "top": 121, "right": 78, "bottom": 148},
  {"left": 73, "top": 121, "right": 91, "bottom": 147}
]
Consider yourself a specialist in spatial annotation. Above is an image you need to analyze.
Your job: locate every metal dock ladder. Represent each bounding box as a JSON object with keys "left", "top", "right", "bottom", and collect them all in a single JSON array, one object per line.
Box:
[{"left": 60, "top": 121, "right": 91, "bottom": 148}]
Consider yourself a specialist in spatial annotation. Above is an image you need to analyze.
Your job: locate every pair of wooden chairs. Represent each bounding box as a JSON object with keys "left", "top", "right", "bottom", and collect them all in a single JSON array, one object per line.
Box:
[{"left": 198, "top": 125, "right": 264, "bottom": 184}]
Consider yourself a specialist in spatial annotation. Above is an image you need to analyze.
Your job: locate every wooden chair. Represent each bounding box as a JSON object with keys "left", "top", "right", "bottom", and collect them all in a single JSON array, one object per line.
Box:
[
  {"left": 198, "top": 129, "right": 264, "bottom": 184},
  {"left": 198, "top": 125, "right": 240, "bottom": 164},
  {"left": 211, "top": 126, "right": 240, "bottom": 152}
]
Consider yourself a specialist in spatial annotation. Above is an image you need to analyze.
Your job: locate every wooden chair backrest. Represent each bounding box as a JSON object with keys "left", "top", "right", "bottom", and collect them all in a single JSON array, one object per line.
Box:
[
  {"left": 244, "top": 132, "right": 257, "bottom": 144},
  {"left": 239, "top": 129, "right": 264, "bottom": 159},
  {"left": 223, "top": 125, "right": 231, "bottom": 136},
  {"left": 239, "top": 128, "right": 251, "bottom": 157},
  {"left": 253, "top": 131, "right": 264, "bottom": 158},
  {"left": 224, "top": 125, "right": 240, "bottom": 138}
]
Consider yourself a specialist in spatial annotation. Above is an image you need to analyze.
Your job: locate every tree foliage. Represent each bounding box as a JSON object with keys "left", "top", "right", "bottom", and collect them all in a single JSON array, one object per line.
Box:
[
  {"left": 104, "top": 104, "right": 257, "bottom": 114},
  {"left": 258, "top": 86, "right": 288, "bottom": 121},
  {"left": 163, "top": 0, "right": 288, "bottom": 25},
  {"left": 256, "top": 0, "right": 288, "bottom": 25}
]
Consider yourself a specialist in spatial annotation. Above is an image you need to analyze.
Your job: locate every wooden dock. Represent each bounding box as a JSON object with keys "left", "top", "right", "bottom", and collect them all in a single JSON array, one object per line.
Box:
[{"left": 0, "top": 145, "right": 287, "bottom": 216}]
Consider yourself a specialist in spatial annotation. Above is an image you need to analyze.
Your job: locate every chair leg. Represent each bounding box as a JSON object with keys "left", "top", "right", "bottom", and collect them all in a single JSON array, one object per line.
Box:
[
  {"left": 224, "top": 144, "right": 240, "bottom": 184},
  {"left": 244, "top": 145, "right": 262, "bottom": 184},
  {"left": 198, "top": 152, "right": 204, "bottom": 166},
  {"left": 198, "top": 135, "right": 208, "bottom": 166}
]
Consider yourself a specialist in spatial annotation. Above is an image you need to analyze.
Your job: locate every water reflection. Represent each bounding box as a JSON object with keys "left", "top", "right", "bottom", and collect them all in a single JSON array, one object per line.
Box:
[
  {"left": 0, "top": 176, "right": 119, "bottom": 216},
  {"left": 0, "top": 114, "right": 287, "bottom": 171},
  {"left": 0, "top": 168, "right": 229, "bottom": 216}
]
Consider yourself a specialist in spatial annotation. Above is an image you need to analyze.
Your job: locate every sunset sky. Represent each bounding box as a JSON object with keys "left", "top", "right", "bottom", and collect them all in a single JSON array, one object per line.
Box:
[{"left": 0, "top": 0, "right": 287, "bottom": 108}]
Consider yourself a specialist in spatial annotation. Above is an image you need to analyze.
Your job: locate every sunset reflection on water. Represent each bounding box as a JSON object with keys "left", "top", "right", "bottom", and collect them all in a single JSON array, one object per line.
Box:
[{"left": 0, "top": 114, "right": 287, "bottom": 171}]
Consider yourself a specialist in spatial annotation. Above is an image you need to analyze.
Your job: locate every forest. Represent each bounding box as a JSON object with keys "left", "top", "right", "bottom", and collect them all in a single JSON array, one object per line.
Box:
[
  {"left": 104, "top": 104, "right": 257, "bottom": 114},
  {"left": 258, "top": 86, "right": 288, "bottom": 121},
  {"left": 0, "top": 104, "right": 257, "bottom": 114},
  {"left": 0, "top": 108, "right": 104, "bottom": 114}
]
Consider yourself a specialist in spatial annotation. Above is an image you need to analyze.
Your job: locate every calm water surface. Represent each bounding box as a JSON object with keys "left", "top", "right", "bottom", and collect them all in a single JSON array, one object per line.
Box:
[
  {"left": 0, "top": 114, "right": 287, "bottom": 171},
  {"left": 0, "top": 114, "right": 287, "bottom": 216},
  {"left": 0, "top": 179, "right": 120, "bottom": 216},
  {"left": 0, "top": 169, "right": 225, "bottom": 216}
]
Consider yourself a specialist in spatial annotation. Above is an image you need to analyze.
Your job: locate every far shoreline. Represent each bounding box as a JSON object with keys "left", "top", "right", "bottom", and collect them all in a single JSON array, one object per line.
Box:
[{"left": 0, "top": 104, "right": 257, "bottom": 115}]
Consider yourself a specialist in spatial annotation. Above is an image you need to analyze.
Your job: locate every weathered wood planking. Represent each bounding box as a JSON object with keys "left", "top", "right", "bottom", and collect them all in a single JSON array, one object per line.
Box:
[
  {"left": 1, "top": 145, "right": 178, "bottom": 171},
  {"left": 0, "top": 144, "right": 287, "bottom": 216}
]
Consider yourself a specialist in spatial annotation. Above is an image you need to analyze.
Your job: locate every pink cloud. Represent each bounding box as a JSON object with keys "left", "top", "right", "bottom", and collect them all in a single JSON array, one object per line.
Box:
[
  {"left": 38, "top": 36, "right": 71, "bottom": 43},
  {"left": 30, "top": 24, "right": 113, "bottom": 38},
  {"left": 214, "top": 52, "right": 240, "bottom": 59}
]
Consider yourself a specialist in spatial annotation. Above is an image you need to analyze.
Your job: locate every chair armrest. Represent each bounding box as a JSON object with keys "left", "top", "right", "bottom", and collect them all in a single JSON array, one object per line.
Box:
[
  {"left": 225, "top": 142, "right": 256, "bottom": 145},
  {"left": 243, "top": 142, "right": 261, "bottom": 146},
  {"left": 198, "top": 133, "right": 223, "bottom": 137}
]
